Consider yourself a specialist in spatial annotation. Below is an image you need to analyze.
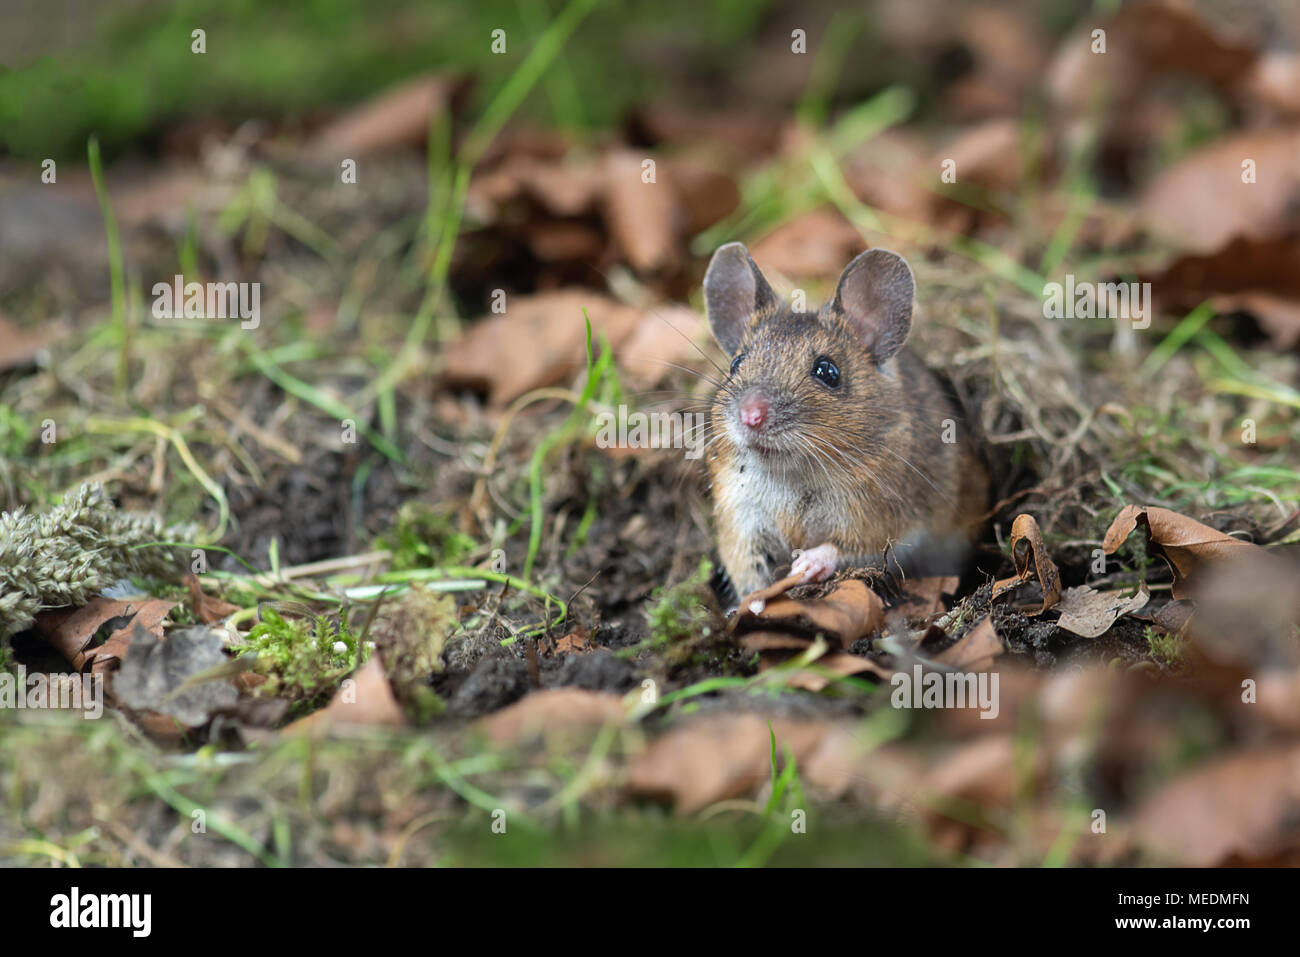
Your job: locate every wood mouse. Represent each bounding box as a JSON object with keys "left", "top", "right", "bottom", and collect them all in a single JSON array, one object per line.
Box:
[{"left": 702, "top": 243, "right": 988, "bottom": 601}]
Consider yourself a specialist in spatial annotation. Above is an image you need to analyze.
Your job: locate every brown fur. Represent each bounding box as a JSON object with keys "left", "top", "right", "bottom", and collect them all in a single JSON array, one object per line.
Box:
[{"left": 704, "top": 247, "right": 988, "bottom": 598}]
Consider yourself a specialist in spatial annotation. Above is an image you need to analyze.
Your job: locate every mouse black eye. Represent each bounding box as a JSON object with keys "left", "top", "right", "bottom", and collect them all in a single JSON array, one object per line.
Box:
[
  {"left": 729, "top": 353, "right": 745, "bottom": 377},
  {"left": 812, "top": 356, "right": 840, "bottom": 388}
]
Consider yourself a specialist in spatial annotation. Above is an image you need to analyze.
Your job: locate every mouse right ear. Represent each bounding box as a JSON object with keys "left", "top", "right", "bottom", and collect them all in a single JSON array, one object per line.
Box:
[
  {"left": 832, "top": 248, "right": 915, "bottom": 364},
  {"left": 703, "top": 242, "right": 777, "bottom": 356}
]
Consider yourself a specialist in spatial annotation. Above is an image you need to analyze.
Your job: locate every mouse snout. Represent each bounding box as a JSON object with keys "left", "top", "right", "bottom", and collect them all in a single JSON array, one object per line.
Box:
[{"left": 737, "top": 391, "right": 770, "bottom": 431}]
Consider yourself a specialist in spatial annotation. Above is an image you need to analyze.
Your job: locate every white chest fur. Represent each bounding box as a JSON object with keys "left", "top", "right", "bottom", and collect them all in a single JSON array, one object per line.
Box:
[{"left": 715, "top": 454, "right": 852, "bottom": 549}]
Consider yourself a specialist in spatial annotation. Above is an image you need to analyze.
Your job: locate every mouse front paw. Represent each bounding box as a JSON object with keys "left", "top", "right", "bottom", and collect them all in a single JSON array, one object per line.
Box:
[{"left": 790, "top": 543, "right": 839, "bottom": 584}]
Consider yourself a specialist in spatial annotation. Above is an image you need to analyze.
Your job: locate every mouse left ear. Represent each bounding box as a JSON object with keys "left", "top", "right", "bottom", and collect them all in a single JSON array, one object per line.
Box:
[
  {"left": 703, "top": 242, "right": 777, "bottom": 356},
  {"left": 832, "top": 248, "right": 914, "bottom": 364}
]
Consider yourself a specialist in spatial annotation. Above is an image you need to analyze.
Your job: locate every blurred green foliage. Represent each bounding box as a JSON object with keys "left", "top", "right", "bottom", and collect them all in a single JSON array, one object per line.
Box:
[{"left": 0, "top": 0, "right": 777, "bottom": 159}]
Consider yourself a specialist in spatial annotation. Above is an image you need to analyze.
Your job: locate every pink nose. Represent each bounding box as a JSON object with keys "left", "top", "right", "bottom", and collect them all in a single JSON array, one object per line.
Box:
[{"left": 739, "top": 394, "right": 769, "bottom": 430}]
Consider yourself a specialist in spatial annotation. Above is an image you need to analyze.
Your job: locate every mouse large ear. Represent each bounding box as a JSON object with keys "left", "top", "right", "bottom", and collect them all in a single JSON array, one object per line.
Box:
[
  {"left": 832, "top": 248, "right": 914, "bottom": 364},
  {"left": 703, "top": 242, "right": 777, "bottom": 356}
]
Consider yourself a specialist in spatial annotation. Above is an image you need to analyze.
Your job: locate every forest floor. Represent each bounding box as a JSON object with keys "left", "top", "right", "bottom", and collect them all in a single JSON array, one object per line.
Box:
[{"left": 2, "top": 0, "right": 1300, "bottom": 866}]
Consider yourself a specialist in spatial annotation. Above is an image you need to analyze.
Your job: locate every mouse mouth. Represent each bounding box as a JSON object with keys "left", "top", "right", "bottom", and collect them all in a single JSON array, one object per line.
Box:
[{"left": 727, "top": 417, "right": 791, "bottom": 459}]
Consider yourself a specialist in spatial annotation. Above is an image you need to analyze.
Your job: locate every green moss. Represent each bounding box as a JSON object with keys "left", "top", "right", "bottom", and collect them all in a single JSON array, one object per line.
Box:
[
  {"left": 646, "top": 558, "right": 715, "bottom": 647},
  {"left": 1146, "top": 625, "right": 1185, "bottom": 670},
  {"left": 376, "top": 502, "right": 478, "bottom": 572},
  {"left": 239, "top": 607, "right": 366, "bottom": 700},
  {"left": 627, "top": 557, "right": 741, "bottom": 675}
]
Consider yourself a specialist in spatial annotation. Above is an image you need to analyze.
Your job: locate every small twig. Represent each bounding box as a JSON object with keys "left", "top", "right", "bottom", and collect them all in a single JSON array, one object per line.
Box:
[
  {"left": 524, "top": 633, "right": 541, "bottom": 688},
  {"left": 204, "top": 390, "right": 303, "bottom": 464},
  {"left": 247, "top": 549, "right": 392, "bottom": 586}
]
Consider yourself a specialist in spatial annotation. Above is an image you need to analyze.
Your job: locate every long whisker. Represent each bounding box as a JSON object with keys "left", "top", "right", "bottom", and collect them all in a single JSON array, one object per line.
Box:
[
  {"left": 805, "top": 431, "right": 910, "bottom": 513},
  {"left": 578, "top": 259, "right": 729, "bottom": 383},
  {"left": 789, "top": 432, "right": 835, "bottom": 492},
  {"left": 653, "top": 360, "right": 730, "bottom": 392},
  {"left": 821, "top": 429, "right": 954, "bottom": 508}
]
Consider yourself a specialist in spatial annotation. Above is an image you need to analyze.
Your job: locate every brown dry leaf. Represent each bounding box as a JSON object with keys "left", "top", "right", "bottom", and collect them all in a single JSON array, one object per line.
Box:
[
  {"left": 1048, "top": 1, "right": 1258, "bottom": 118},
  {"left": 729, "top": 570, "right": 892, "bottom": 689},
  {"left": 841, "top": 129, "right": 936, "bottom": 226},
  {"left": 781, "top": 652, "right": 895, "bottom": 693},
  {"left": 522, "top": 220, "right": 605, "bottom": 263},
  {"left": 667, "top": 157, "right": 740, "bottom": 235},
  {"left": 128, "top": 712, "right": 188, "bottom": 740},
  {"left": 737, "top": 631, "right": 816, "bottom": 654},
  {"left": 924, "top": 733, "right": 1018, "bottom": 813},
  {"left": 185, "top": 573, "right": 240, "bottom": 625},
  {"left": 1101, "top": 504, "right": 1267, "bottom": 599},
  {"left": 934, "top": 616, "right": 1003, "bottom": 672},
  {"left": 1144, "top": 235, "right": 1300, "bottom": 349},
  {"left": 978, "top": 6, "right": 1050, "bottom": 93},
  {"left": 940, "top": 6, "right": 1048, "bottom": 119},
  {"left": 0, "top": 311, "right": 48, "bottom": 370},
  {"left": 628, "top": 713, "right": 928, "bottom": 814},
  {"left": 801, "top": 734, "right": 919, "bottom": 805},
  {"left": 887, "top": 575, "right": 958, "bottom": 626},
  {"left": 733, "top": 577, "right": 889, "bottom": 687},
  {"left": 466, "top": 149, "right": 733, "bottom": 270},
  {"left": 1138, "top": 129, "right": 1300, "bottom": 254},
  {"left": 1132, "top": 746, "right": 1300, "bottom": 865},
  {"left": 615, "top": 304, "right": 706, "bottom": 391},
  {"left": 442, "top": 290, "right": 643, "bottom": 406},
  {"left": 474, "top": 125, "right": 570, "bottom": 168},
  {"left": 1054, "top": 584, "right": 1150, "bottom": 638},
  {"left": 920, "top": 733, "right": 1036, "bottom": 855},
  {"left": 1147, "top": 234, "right": 1300, "bottom": 304},
  {"left": 749, "top": 207, "right": 865, "bottom": 280},
  {"left": 735, "top": 573, "right": 804, "bottom": 615},
  {"left": 553, "top": 630, "right": 596, "bottom": 655},
  {"left": 931, "top": 117, "right": 1028, "bottom": 196},
  {"left": 625, "top": 714, "right": 842, "bottom": 814},
  {"left": 496, "top": 153, "right": 603, "bottom": 217},
  {"left": 478, "top": 688, "right": 626, "bottom": 746},
  {"left": 36, "top": 596, "right": 178, "bottom": 674},
  {"left": 732, "top": 579, "right": 884, "bottom": 652},
  {"left": 1217, "top": 292, "right": 1300, "bottom": 351},
  {"left": 475, "top": 153, "right": 604, "bottom": 217},
  {"left": 285, "top": 655, "right": 404, "bottom": 734},
  {"left": 1037, "top": 666, "right": 1127, "bottom": 740},
  {"left": 934, "top": 662, "right": 1043, "bottom": 736},
  {"left": 307, "top": 73, "right": 469, "bottom": 156},
  {"left": 992, "top": 513, "right": 1061, "bottom": 614},
  {"left": 603, "top": 149, "right": 677, "bottom": 274},
  {"left": 628, "top": 106, "right": 783, "bottom": 162},
  {"left": 1105, "top": 0, "right": 1258, "bottom": 86}
]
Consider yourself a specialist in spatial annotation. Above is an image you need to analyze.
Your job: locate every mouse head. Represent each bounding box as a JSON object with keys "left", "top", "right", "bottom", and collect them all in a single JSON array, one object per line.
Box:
[{"left": 703, "top": 242, "right": 915, "bottom": 464}]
